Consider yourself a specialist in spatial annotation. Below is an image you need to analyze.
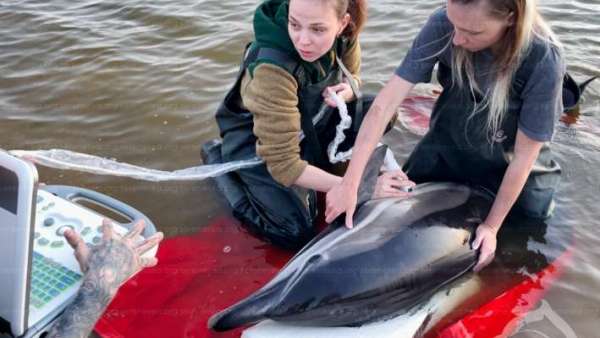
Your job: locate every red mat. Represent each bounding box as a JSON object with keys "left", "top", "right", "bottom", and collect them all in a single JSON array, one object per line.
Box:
[
  {"left": 94, "top": 217, "right": 572, "bottom": 338},
  {"left": 94, "top": 217, "right": 293, "bottom": 338},
  {"left": 433, "top": 247, "right": 573, "bottom": 337}
]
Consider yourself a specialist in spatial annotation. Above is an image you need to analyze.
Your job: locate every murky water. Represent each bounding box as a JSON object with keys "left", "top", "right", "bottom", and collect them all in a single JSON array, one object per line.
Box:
[{"left": 1, "top": 0, "right": 598, "bottom": 336}]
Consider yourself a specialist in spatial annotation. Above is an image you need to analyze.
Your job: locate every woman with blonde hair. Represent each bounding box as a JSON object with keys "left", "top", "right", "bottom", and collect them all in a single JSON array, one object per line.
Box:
[{"left": 326, "top": 0, "right": 581, "bottom": 270}]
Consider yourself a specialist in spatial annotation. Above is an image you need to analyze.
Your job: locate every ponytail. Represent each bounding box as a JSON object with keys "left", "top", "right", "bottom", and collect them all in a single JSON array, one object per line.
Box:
[
  {"left": 296, "top": 0, "right": 367, "bottom": 40},
  {"left": 342, "top": 0, "right": 367, "bottom": 39}
]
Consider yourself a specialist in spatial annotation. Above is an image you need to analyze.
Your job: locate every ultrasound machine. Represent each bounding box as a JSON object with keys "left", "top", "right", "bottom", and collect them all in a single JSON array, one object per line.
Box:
[{"left": 0, "top": 150, "right": 157, "bottom": 338}]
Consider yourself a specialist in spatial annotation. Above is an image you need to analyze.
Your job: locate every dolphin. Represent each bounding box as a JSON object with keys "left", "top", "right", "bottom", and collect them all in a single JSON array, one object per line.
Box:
[{"left": 208, "top": 146, "right": 492, "bottom": 331}]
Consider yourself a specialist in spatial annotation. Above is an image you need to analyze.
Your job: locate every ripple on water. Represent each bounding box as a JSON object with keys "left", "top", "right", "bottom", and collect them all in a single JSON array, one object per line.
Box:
[{"left": 0, "top": 1, "right": 599, "bottom": 335}]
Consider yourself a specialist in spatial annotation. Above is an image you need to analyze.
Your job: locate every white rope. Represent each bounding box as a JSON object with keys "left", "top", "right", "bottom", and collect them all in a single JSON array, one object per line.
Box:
[
  {"left": 326, "top": 89, "right": 353, "bottom": 164},
  {"left": 8, "top": 92, "right": 398, "bottom": 182}
]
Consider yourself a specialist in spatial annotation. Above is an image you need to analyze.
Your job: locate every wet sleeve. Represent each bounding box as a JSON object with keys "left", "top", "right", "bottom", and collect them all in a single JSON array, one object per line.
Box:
[
  {"left": 518, "top": 47, "right": 565, "bottom": 142},
  {"left": 341, "top": 38, "right": 362, "bottom": 87},
  {"left": 395, "top": 8, "right": 452, "bottom": 84},
  {"left": 240, "top": 64, "right": 308, "bottom": 187}
]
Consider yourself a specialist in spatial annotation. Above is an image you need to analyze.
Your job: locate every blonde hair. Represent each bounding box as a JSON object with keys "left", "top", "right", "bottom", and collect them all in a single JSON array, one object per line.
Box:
[{"left": 449, "top": 0, "right": 561, "bottom": 143}]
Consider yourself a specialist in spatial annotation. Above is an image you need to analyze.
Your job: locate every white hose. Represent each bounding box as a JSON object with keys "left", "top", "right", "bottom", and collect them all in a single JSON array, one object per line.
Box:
[
  {"left": 9, "top": 149, "right": 263, "bottom": 182},
  {"left": 8, "top": 92, "right": 398, "bottom": 182}
]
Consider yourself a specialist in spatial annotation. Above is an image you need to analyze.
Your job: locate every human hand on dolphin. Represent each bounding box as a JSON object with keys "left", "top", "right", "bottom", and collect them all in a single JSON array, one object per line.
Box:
[
  {"left": 325, "top": 182, "right": 358, "bottom": 228},
  {"left": 373, "top": 170, "right": 416, "bottom": 199},
  {"left": 472, "top": 223, "right": 499, "bottom": 272},
  {"left": 325, "top": 171, "right": 415, "bottom": 228}
]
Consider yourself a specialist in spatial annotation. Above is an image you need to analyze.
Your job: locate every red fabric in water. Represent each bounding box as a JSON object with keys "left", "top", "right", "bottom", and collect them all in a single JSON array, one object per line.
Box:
[
  {"left": 434, "top": 248, "right": 573, "bottom": 338},
  {"left": 94, "top": 217, "right": 293, "bottom": 338},
  {"left": 94, "top": 217, "right": 572, "bottom": 338}
]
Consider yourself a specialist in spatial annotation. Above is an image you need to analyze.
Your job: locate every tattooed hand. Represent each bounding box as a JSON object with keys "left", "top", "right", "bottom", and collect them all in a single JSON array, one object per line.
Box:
[
  {"left": 46, "top": 219, "right": 163, "bottom": 338},
  {"left": 66, "top": 219, "right": 162, "bottom": 293}
]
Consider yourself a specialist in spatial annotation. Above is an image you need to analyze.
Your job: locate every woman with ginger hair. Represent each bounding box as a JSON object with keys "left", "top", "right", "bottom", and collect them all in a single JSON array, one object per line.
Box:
[{"left": 203, "top": 0, "right": 413, "bottom": 250}]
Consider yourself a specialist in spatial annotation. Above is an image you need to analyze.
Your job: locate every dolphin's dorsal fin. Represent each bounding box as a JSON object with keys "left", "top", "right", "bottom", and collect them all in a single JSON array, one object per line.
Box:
[{"left": 356, "top": 145, "right": 388, "bottom": 206}]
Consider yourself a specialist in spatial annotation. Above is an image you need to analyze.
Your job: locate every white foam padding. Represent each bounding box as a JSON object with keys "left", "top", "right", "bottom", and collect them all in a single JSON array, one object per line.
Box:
[{"left": 242, "top": 276, "right": 482, "bottom": 338}]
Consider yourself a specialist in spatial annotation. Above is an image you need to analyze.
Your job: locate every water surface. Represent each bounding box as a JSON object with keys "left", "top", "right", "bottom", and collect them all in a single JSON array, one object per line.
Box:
[{"left": 0, "top": 0, "right": 598, "bottom": 336}]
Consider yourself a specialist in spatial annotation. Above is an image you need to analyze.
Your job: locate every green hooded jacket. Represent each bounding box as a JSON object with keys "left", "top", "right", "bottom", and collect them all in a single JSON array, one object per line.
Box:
[{"left": 250, "top": 0, "right": 351, "bottom": 83}]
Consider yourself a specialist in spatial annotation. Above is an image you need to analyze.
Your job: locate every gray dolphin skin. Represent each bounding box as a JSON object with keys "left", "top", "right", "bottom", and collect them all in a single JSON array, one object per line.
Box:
[{"left": 208, "top": 148, "right": 492, "bottom": 331}]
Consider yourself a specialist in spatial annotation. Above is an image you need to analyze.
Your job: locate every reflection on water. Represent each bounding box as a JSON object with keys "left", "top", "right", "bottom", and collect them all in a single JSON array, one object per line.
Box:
[{"left": 0, "top": 0, "right": 599, "bottom": 335}]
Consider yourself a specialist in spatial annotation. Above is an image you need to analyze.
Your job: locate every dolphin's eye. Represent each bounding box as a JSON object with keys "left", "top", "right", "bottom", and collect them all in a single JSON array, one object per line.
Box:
[
  {"left": 462, "top": 234, "right": 470, "bottom": 246},
  {"left": 307, "top": 255, "right": 322, "bottom": 264}
]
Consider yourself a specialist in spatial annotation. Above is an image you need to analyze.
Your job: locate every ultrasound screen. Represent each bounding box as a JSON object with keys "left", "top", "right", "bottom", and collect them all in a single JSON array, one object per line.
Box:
[{"left": 0, "top": 166, "right": 18, "bottom": 215}]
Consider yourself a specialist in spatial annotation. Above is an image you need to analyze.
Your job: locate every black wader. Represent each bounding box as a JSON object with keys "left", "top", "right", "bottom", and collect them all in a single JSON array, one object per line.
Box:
[
  {"left": 403, "top": 45, "right": 562, "bottom": 219},
  {"left": 205, "top": 43, "right": 372, "bottom": 250}
]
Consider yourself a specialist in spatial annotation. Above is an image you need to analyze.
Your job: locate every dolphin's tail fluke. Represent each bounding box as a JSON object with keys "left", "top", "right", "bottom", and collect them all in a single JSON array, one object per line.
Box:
[
  {"left": 207, "top": 284, "right": 280, "bottom": 332},
  {"left": 579, "top": 76, "right": 597, "bottom": 94},
  {"left": 562, "top": 75, "right": 597, "bottom": 124}
]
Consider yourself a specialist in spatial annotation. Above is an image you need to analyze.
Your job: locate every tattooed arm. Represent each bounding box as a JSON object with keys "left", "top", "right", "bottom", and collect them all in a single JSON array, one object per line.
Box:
[{"left": 46, "top": 219, "right": 163, "bottom": 338}]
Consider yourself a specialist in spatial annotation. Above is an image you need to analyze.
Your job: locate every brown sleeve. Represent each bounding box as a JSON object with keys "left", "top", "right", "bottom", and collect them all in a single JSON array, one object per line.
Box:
[
  {"left": 341, "top": 38, "right": 362, "bottom": 87},
  {"left": 240, "top": 63, "right": 308, "bottom": 187}
]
